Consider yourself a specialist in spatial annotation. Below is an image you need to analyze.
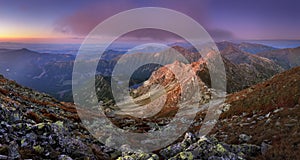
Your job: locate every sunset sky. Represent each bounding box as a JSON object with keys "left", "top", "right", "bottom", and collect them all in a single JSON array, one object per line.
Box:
[{"left": 0, "top": 0, "right": 299, "bottom": 43}]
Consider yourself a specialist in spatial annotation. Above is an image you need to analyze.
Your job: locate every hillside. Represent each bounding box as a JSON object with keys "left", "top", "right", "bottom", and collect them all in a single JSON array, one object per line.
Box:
[
  {"left": 0, "top": 74, "right": 122, "bottom": 159},
  {"left": 220, "top": 44, "right": 284, "bottom": 76},
  {"left": 0, "top": 73, "right": 265, "bottom": 159},
  {"left": 257, "top": 47, "right": 300, "bottom": 69},
  {"left": 136, "top": 46, "right": 284, "bottom": 95},
  {"left": 1, "top": 66, "right": 299, "bottom": 159},
  {"left": 209, "top": 66, "right": 300, "bottom": 159},
  {"left": 117, "top": 61, "right": 300, "bottom": 159},
  {"left": 216, "top": 41, "right": 277, "bottom": 54},
  {"left": 0, "top": 43, "right": 287, "bottom": 102}
]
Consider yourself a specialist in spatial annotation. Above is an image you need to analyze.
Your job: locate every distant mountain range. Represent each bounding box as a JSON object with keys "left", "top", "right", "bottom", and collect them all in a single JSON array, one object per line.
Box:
[
  {"left": 216, "top": 41, "right": 278, "bottom": 54},
  {"left": 257, "top": 46, "right": 300, "bottom": 69},
  {"left": 0, "top": 41, "right": 299, "bottom": 159},
  {"left": 0, "top": 41, "right": 298, "bottom": 102}
]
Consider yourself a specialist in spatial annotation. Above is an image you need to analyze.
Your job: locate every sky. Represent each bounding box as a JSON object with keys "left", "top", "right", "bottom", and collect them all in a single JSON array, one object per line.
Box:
[{"left": 0, "top": 0, "right": 299, "bottom": 43}]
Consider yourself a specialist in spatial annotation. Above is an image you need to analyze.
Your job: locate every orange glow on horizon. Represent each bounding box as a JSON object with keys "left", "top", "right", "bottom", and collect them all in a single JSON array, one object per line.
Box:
[
  {"left": 0, "top": 37, "right": 83, "bottom": 44},
  {"left": 0, "top": 22, "right": 79, "bottom": 43}
]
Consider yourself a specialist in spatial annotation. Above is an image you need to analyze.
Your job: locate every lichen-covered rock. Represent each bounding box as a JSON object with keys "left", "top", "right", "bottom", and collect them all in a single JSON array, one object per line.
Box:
[
  {"left": 58, "top": 154, "right": 73, "bottom": 160},
  {"left": 117, "top": 152, "right": 159, "bottom": 160},
  {"left": 117, "top": 134, "right": 260, "bottom": 160},
  {"left": 0, "top": 75, "right": 114, "bottom": 159},
  {"left": 169, "top": 151, "right": 194, "bottom": 160},
  {"left": 239, "top": 134, "right": 252, "bottom": 143},
  {"left": 161, "top": 134, "right": 260, "bottom": 160}
]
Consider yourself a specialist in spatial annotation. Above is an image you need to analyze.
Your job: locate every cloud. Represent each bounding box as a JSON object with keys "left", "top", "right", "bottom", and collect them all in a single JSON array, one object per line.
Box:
[
  {"left": 54, "top": 0, "right": 211, "bottom": 40},
  {"left": 207, "top": 29, "right": 236, "bottom": 41}
]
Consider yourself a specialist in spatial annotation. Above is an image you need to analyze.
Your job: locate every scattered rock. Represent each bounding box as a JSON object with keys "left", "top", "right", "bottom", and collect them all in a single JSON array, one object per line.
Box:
[
  {"left": 265, "top": 112, "right": 271, "bottom": 118},
  {"left": 239, "top": 134, "right": 252, "bottom": 143},
  {"left": 261, "top": 141, "right": 272, "bottom": 154},
  {"left": 117, "top": 152, "right": 159, "bottom": 160},
  {"left": 58, "top": 155, "right": 73, "bottom": 160},
  {"left": 265, "top": 118, "right": 271, "bottom": 124},
  {"left": 273, "top": 108, "right": 283, "bottom": 113},
  {"left": 8, "top": 141, "right": 20, "bottom": 159},
  {"left": 0, "top": 155, "right": 8, "bottom": 160}
]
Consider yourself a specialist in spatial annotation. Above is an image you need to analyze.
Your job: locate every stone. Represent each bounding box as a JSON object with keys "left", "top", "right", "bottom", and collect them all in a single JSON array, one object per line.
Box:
[
  {"left": 58, "top": 155, "right": 73, "bottom": 160},
  {"left": 239, "top": 134, "right": 252, "bottom": 143},
  {"left": 261, "top": 141, "right": 272, "bottom": 154},
  {"left": 257, "top": 116, "right": 264, "bottom": 120},
  {"left": 117, "top": 152, "right": 159, "bottom": 160},
  {"left": 33, "top": 145, "right": 44, "bottom": 154},
  {"left": 265, "top": 112, "right": 271, "bottom": 118},
  {"left": 273, "top": 108, "right": 283, "bottom": 113},
  {"left": 0, "top": 155, "right": 8, "bottom": 159},
  {"left": 0, "top": 145, "right": 8, "bottom": 155},
  {"left": 8, "top": 141, "right": 20, "bottom": 159},
  {"left": 265, "top": 118, "right": 271, "bottom": 124}
]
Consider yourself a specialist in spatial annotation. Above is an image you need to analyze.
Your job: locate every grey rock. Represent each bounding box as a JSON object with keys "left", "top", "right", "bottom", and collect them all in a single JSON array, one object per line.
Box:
[
  {"left": 0, "top": 155, "right": 8, "bottom": 160},
  {"left": 8, "top": 141, "right": 20, "bottom": 159},
  {"left": 58, "top": 155, "right": 73, "bottom": 160},
  {"left": 261, "top": 141, "right": 272, "bottom": 154},
  {"left": 239, "top": 134, "right": 252, "bottom": 143}
]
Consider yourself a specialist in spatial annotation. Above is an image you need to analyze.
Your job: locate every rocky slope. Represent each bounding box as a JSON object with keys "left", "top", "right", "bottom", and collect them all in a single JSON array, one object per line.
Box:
[
  {"left": 114, "top": 57, "right": 300, "bottom": 160},
  {"left": 124, "top": 62, "right": 300, "bottom": 160},
  {"left": 0, "top": 74, "right": 123, "bottom": 159},
  {"left": 209, "top": 66, "right": 300, "bottom": 159},
  {"left": 1, "top": 62, "right": 298, "bottom": 159},
  {"left": 0, "top": 72, "right": 264, "bottom": 159}
]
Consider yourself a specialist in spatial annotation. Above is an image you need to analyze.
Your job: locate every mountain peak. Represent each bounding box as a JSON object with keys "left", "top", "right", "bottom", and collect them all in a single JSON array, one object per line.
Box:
[{"left": 20, "top": 48, "right": 31, "bottom": 52}]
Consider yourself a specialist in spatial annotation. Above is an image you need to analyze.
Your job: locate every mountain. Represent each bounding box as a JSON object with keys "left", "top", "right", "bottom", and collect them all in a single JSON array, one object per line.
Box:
[
  {"left": 257, "top": 46, "right": 300, "bottom": 69},
  {"left": 136, "top": 63, "right": 300, "bottom": 160},
  {"left": 170, "top": 46, "right": 202, "bottom": 62},
  {"left": 237, "top": 42, "right": 277, "bottom": 54},
  {"left": 151, "top": 47, "right": 283, "bottom": 93},
  {"left": 0, "top": 73, "right": 266, "bottom": 159},
  {"left": 127, "top": 60, "right": 210, "bottom": 118},
  {"left": 125, "top": 46, "right": 284, "bottom": 119},
  {"left": 0, "top": 52, "right": 298, "bottom": 159},
  {"left": 101, "top": 55, "right": 300, "bottom": 159},
  {"left": 194, "top": 56, "right": 280, "bottom": 93},
  {"left": 0, "top": 48, "right": 75, "bottom": 99},
  {"left": 217, "top": 41, "right": 277, "bottom": 54},
  {"left": 0, "top": 48, "right": 74, "bottom": 65},
  {"left": 0, "top": 48, "right": 122, "bottom": 101},
  {"left": 220, "top": 44, "right": 284, "bottom": 79},
  {"left": 0, "top": 44, "right": 287, "bottom": 102}
]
